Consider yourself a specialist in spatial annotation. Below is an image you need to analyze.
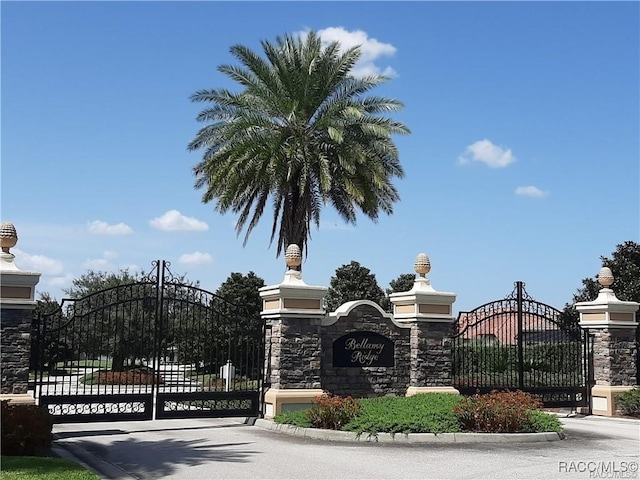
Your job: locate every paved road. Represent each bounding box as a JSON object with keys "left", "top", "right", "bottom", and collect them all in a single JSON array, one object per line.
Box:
[{"left": 53, "top": 415, "right": 640, "bottom": 480}]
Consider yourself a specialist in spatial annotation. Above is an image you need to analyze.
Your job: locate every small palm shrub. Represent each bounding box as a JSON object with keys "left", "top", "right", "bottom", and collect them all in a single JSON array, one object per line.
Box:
[
  {"left": 307, "top": 392, "right": 361, "bottom": 430},
  {"left": 1, "top": 400, "right": 53, "bottom": 456},
  {"left": 453, "top": 390, "right": 542, "bottom": 433},
  {"left": 615, "top": 387, "right": 640, "bottom": 417}
]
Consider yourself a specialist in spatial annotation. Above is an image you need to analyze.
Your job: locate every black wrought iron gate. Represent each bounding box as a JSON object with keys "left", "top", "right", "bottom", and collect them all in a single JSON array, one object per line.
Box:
[
  {"left": 32, "top": 261, "right": 265, "bottom": 423},
  {"left": 452, "top": 281, "right": 592, "bottom": 409}
]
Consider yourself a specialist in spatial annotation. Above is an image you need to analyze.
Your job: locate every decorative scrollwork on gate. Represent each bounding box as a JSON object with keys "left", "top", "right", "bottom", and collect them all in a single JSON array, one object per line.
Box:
[
  {"left": 451, "top": 281, "right": 589, "bottom": 408},
  {"left": 34, "top": 260, "right": 265, "bottom": 423}
]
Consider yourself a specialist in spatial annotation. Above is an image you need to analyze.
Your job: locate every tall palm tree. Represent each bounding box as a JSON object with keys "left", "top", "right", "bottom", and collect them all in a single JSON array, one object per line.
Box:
[{"left": 188, "top": 31, "right": 410, "bottom": 260}]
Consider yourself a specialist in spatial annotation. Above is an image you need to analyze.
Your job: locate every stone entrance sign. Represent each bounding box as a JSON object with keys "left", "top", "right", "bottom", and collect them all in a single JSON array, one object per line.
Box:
[{"left": 333, "top": 331, "right": 394, "bottom": 367}]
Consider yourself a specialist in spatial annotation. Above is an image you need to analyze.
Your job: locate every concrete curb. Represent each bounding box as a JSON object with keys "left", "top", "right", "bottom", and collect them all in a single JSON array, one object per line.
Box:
[
  {"left": 254, "top": 419, "right": 565, "bottom": 444},
  {"left": 52, "top": 437, "right": 137, "bottom": 480}
]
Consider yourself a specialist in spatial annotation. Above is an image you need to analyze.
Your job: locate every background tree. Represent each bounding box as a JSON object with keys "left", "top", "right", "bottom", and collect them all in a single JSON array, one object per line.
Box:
[
  {"left": 211, "top": 272, "right": 266, "bottom": 377},
  {"left": 325, "top": 261, "right": 385, "bottom": 312},
  {"left": 561, "top": 241, "right": 640, "bottom": 327},
  {"left": 188, "top": 31, "right": 409, "bottom": 260},
  {"left": 31, "top": 293, "right": 69, "bottom": 372},
  {"left": 380, "top": 272, "right": 416, "bottom": 312},
  {"left": 63, "top": 269, "right": 152, "bottom": 371}
]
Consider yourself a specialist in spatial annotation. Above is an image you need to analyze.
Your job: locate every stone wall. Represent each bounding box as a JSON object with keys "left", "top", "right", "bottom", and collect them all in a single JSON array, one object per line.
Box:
[
  {"left": 591, "top": 328, "right": 638, "bottom": 386},
  {"left": 410, "top": 322, "right": 453, "bottom": 387},
  {"left": 321, "top": 304, "right": 411, "bottom": 397},
  {"left": 266, "top": 316, "right": 322, "bottom": 389},
  {"left": 0, "top": 308, "right": 32, "bottom": 394}
]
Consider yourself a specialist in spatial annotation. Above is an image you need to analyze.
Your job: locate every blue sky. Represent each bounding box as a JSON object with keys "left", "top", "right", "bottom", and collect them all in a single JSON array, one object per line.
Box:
[{"left": 2, "top": 1, "right": 638, "bottom": 313}]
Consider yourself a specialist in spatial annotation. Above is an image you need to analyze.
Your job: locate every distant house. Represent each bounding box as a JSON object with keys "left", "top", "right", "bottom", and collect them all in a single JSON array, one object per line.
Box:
[{"left": 456, "top": 308, "right": 566, "bottom": 345}]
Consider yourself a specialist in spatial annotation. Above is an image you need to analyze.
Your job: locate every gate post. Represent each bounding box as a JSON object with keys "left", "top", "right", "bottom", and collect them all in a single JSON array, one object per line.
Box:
[
  {"left": 0, "top": 222, "right": 41, "bottom": 405},
  {"left": 259, "top": 245, "right": 327, "bottom": 418},
  {"left": 390, "top": 253, "right": 458, "bottom": 396},
  {"left": 576, "top": 267, "right": 639, "bottom": 416}
]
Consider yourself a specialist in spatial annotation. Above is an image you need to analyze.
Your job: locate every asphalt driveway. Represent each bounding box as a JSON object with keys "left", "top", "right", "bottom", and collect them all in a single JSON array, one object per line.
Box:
[{"left": 52, "top": 415, "right": 640, "bottom": 480}]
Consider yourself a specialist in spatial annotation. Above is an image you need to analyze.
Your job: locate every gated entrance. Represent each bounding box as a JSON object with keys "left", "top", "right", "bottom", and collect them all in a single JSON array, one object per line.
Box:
[
  {"left": 452, "top": 281, "right": 592, "bottom": 409},
  {"left": 32, "top": 261, "right": 265, "bottom": 423}
]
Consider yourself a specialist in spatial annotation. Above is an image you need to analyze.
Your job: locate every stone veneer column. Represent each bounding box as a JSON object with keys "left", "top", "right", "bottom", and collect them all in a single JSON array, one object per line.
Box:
[
  {"left": 0, "top": 222, "right": 41, "bottom": 405},
  {"left": 390, "top": 253, "right": 458, "bottom": 396},
  {"left": 259, "top": 245, "right": 327, "bottom": 418},
  {"left": 576, "top": 267, "right": 639, "bottom": 416}
]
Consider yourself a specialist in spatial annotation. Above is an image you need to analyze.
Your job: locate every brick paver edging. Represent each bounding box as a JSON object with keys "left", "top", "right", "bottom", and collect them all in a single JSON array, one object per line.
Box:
[{"left": 253, "top": 419, "right": 565, "bottom": 443}]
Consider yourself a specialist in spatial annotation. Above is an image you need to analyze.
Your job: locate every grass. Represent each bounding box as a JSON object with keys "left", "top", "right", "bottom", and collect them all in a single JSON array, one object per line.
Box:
[
  {"left": 0, "top": 456, "right": 100, "bottom": 480},
  {"left": 274, "top": 393, "right": 563, "bottom": 435},
  {"left": 185, "top": 371, "right": 259, "bottom": 391}
]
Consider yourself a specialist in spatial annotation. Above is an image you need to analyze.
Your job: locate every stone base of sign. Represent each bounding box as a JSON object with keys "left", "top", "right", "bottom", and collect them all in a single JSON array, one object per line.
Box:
[
  {"left": 263, "top": 388, "right": 324, "bottom": 419},
  {"left": 405, "top": 386, "right": 459, "bottom": 397},
  {"left": 590, "top": 385, "right": 635, "bottom": 417},
  {"left": 0, "top": 394, "right": 35, "bottom": 405}
]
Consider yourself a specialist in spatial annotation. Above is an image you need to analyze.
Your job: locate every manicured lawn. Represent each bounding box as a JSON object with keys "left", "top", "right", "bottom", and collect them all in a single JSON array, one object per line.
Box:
[{"left": 0, "top": 456, "right": 100, "bottom": 480}]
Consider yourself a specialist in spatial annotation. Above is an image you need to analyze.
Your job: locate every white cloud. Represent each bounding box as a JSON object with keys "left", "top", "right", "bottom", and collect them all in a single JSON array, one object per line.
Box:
[
  {"left": 515, "top": 186, "right": 549, "bottom": 198},
  {"left": 178, "top": 252, "right": 213, "bottom": 267},
  {"left": 457, "top": 139, "right": 516, "bottom": 168},
  {"left": 149, "top": 210, "right": 209, "bottom": 232},
  {"left": 48, "top": 274, "right": 75, "bottom": 291},
  {"left": 300, "top": 27, "right": 398, "bottom": 78},
  {"left": 13, "top": 248, "right": 64, "bottom": 275},
  {"left": 82, "top": 250, "right": 121, "bottom": 271},
  {"left": 83, "top": 258, "right": 111, "bottom": 270},
  {"left": 88, "top": 220, "right": 133, "bottom": 235}
]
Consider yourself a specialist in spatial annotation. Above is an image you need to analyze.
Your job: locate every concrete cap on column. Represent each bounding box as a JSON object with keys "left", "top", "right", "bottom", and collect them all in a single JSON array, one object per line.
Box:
[
  {"left": 390, "top": 253, "right": 456, "bottom": 323},
  {"left": 0, "top": 222, "right": 41, "bottom": 309},
  {"left": 576, "top": 267, "right": 639, "bottom": 329},
  {"left": 259, "top": 244, "right": 327, "bottom": 318}
]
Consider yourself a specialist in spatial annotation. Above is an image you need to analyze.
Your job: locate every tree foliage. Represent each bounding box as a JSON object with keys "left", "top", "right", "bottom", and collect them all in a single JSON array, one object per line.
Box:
[
  {"left": 202, "top": 271, "right": 266, "bottom": 374},
  {"left": 188, "top": 31, "right": 410, "bottom": 259},
  {"left": 380, "top": 272, "right": 416, "bottom": 312},
  {"left": 387, "top": 273, "right": 417, "bottom": 295},
  {"left": 215, "top": 271, "right": 265, "bottom": 319},
  {"left": 31, "top": 293, "right": 67, "bottom": 372},
  {"left": 562, "top": 241, "right": 640, "bottom": 326},
  {"left": 63, "top": 269, "right": 141, "bottom": 299},
  {"left": 325, "top": 261, "right": 385, "bottom": 312},
  {"left": 59, "top": 269, "right": 156, "bottom": 371}
]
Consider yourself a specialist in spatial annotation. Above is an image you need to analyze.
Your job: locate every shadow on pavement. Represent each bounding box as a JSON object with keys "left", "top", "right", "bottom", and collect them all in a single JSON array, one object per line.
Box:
[
  {"left": 55, "top": 422, "right": 243, "bottom": 440},
  {"left": 58, "top": 436, "right": 260, "bottom": 479}
]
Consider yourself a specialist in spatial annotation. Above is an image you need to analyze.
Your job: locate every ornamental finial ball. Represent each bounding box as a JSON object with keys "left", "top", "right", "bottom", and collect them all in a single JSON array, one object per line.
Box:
[
  {"left": 284, "top": 244, "right": 302, "bottom": 269},
  {"left": 0, "top": 222, "right": 18, "bottom": 254},
  {"left": 597, "top": 267, "right": 614, "bottom": 289},
  {"left": 414, "top": 253, "right": 431, "bottom": 278}
]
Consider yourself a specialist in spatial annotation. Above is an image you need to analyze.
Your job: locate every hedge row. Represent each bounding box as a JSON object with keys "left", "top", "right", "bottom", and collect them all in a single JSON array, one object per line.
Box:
[{"left": 453, "top": 342, "right": 584, "bottom": 376}]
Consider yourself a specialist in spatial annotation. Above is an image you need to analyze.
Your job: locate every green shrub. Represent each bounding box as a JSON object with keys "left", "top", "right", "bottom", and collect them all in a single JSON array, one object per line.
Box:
[
  {"left": 1, "top": 400, "right": 53, "bottom": 456},
  {"left": 273, "top": 392, "right": 562, "bottom": 435},
  {"left": 343, "top": 393, "right": 461, "bottom": 435},
  {"left": 453, "top": 343, "right": 583, "bottom": 380},
  {"left": 615, "top": 387, "right": 640, "bottom": 417},
  {"left": 521, "top": 410, "right": 563, "bottom": 433},
  {"left": 274, "top": 409, "right": 312, "bottom": 428},
  {"left": 306, "top": 392, "right": 361, "bottom": 430},
  {"left": 453, "top": 390, "right": 542, "bottom": 433}
]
